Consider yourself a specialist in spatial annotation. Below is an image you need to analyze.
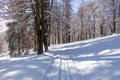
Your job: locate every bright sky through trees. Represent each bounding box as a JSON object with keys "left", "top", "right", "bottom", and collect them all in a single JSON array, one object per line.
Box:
[{"left": 72, "top": 0, "right": 90, "bottom": 13}]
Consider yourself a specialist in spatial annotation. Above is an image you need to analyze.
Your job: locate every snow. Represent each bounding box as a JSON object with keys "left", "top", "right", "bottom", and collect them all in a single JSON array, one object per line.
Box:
[
  {"left": 0, "top": 20, "right": 8, "bottom": 33},
  {"left": 0, "top": 34, "right": 120, "bottom": 80},
  {"left": 0, "top": 53, "right": 52, "bottom": 80},
  {"left": 0, "top": 20, "right": 8, "bottom": 52}
]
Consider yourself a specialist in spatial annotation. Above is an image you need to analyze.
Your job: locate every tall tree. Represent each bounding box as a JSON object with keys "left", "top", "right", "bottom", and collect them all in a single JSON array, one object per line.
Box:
[
  {"left": 64, "top": 0, "right": 71, "bottom": 43},
  {"left": 112, "top": 0, "right": 116, "bottom": 34},
  {"left": 7, "top": 0, "right": 34, "bottom": 57},
  {"left": 31, "top": 0, "right": 53, "bottom": 54}
]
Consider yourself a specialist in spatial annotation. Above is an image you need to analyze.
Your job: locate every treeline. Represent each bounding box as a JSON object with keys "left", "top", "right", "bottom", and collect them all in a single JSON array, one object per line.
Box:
[
  {"left": 6, "top": 0, "right": 53, "bottom": 57},
  {"left": 0, "top": 0, "right": 120, "bottom": 57},
  {"left": 51, "top": 0, "right": 120, "bottom": 43}
]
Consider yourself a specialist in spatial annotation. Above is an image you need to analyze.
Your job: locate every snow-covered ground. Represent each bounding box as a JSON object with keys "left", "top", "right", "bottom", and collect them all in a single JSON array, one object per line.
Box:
[{"left": 0, "top": 34, "right": 120, "bottom": 80}]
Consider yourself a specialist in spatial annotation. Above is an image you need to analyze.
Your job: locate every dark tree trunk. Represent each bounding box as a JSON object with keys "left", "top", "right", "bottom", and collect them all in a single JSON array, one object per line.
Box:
[
  {"left": 43, "top": 35, "right": 48, "bottom": 52},
  {"left": 80, "top": 19, "right": 83, "bottom": 40},
  {"left": 31, "top": 0, "right": 53, "bottom": 54},
  {"left": 112, "top": 0, "right": 116, "bottom": 34},
  {"left": 34, "top": 0, "right": 43, "bottom": 54},
  {"left": 100, "top": 23, "right": 104, "bottom": 36},
  {"left": 43, "top": 0, "right": 49, "bottom": 52}
]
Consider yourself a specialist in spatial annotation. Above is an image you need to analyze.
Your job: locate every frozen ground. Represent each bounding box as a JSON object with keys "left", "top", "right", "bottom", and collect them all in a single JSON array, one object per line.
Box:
[{"left": 0, "top": 34, "right": 120, "bottom": 80}]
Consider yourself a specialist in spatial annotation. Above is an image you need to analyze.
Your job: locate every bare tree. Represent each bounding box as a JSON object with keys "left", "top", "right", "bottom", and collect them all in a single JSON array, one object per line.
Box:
[{"left": 31, "top": 0, "right": 54, "bottom": 54}]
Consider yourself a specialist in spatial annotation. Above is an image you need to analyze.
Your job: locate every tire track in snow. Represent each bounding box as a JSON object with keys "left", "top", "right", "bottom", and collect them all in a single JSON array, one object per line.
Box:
[
  {"left": 41, "top": 58, "right": 54, "bottom": 80},
  {"left": 47, "top": 58, "right": 61, "bottom": 80},
  {"left": 41, "top": 52, "right": 60, "bottom": 80},
  {"left": 66, "top": 60, "right": 73, "bottom": 80},
  {"left": 71, "top": 60, "right": 88, "bottom": 80},
  {"left": 42, "top": 52, "right": 88, "bottom": 80},
  {"left": 58, "top": 55, "right": 62, "bottom": 80},
  {"left": 60, "top": 58, "right": 73, "bottom": 80},
  {"left": 62, "top": 59, "right": 67, "bottom": 80},
  {"left": 43, "top": 52, "right": 62, "bottom": 80}
]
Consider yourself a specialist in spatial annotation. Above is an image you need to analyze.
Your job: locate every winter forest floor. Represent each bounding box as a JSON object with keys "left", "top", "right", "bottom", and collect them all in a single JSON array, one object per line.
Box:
[{"left": 0, "top": 34, "right": 120, "bottom": 80}]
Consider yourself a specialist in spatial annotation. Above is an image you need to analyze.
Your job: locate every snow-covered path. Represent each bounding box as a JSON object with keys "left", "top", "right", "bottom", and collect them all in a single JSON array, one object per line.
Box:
[
  {"left": 43, "top": 53, "right": 87, "bottom": 80},
  {"left": 43, "top": 34, "right": 120, "bottom": 80},
  {"left": 43, "top": 51, "right": 119, "bottom": 80},
  {"left": 0, "top": 34, "right": 120, "bottom": 80}
]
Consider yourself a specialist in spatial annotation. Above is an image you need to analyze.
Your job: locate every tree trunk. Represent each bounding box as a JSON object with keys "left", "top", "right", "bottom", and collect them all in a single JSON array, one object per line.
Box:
[
  {"left": 35, "top": 0, "right": 43, "bottom": 54},
  {"left": 112, "top": 0, "right": 116, "bottom": 34}
]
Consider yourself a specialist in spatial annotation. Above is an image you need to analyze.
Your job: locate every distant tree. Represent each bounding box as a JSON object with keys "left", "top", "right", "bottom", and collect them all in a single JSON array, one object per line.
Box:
[
  {"left": 111, "top": 0, "right": 116, "bottom": 34},
  {"left": 64, "top": 0, "right": 71, "bottom": 43}
]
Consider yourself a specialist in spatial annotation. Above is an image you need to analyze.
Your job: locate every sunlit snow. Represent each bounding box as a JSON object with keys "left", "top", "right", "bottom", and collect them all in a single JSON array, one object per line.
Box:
[
  {"left": 0, "top": 34, "right": 120, "bottom": 80},
  {"left": 0, "top": 20, "right": 8, "bottom": 33}
]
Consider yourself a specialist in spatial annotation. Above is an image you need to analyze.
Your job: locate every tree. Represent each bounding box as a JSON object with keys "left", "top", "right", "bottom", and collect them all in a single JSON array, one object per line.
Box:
[
  {"left": 31, "top": 0, "right": 53, "bottom": 54},
  {"left": 111, "top": 0, "right": 116, "bottom": 34},
  {"left": 7, "top": 0, "right": 34, "bottom": 57},
  {"left": 63, "top": 0, "right": 72, "bottom": 43}
]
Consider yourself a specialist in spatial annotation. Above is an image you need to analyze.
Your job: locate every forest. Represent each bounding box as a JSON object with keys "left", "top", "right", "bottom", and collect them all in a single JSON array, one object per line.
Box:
[{"left": 0, "top": 0, "right": 120, "bottom": 57}]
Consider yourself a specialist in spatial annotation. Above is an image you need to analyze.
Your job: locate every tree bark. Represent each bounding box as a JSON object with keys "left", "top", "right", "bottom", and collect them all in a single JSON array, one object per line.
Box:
[
  {"left": 112, "top": 0, "right": 116, "bottom": 34},
  {"left": 34, "top": 0, "right": 43, "bottom": 54}
]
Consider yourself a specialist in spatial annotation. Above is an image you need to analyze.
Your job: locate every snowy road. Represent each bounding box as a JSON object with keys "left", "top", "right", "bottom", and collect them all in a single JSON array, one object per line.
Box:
[
  {"left": 42, "top": 50, "right": 120, "bottom": 80},
  {"left": 44, "top": 57, "right": 82, "bottom": 80},
  {"left": 0, "top": 34, "right": 120, "bottom": 80},
  {"left": 42, "top": 34, "right": 120, "bottom": 80},
  {"left": 43, "top": 54, "right": 87, "bottom": 80}
]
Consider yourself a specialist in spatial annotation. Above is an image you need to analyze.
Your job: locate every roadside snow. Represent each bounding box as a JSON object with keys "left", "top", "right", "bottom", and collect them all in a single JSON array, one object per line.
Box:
[
  {"left": 0, "top": 34, "right": 120, "bottom": 80},
  {"left": 0, "top": 53, "right": 52, "bottom": 80}
]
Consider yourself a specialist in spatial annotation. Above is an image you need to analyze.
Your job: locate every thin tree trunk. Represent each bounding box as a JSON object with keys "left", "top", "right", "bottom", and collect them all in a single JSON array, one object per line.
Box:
[{"left": 112, "top": 0, "right": 116, "bottom": 34}]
